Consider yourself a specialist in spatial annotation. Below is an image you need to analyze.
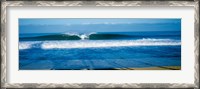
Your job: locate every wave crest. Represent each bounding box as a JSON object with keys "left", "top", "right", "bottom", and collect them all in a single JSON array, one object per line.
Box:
[{"left": 19, "top": 32, "right": 135, "bottom": 41}]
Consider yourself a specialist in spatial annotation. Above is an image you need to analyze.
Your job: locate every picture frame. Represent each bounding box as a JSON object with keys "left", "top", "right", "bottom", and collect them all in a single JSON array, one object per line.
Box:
[{"left": 1, "top": 0, "right": 199, "bottom": 89}]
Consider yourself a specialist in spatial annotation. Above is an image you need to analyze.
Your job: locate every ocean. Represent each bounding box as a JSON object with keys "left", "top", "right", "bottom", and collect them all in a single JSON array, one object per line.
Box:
[{"left": 19, "top": 31, "right": 181, "bottom": 70}]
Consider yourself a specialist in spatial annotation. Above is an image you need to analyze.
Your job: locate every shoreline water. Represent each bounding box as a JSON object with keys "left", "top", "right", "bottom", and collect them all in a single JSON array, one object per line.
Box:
[
  {"left": 114, "top": 66, "right": 181, "bottom": 70},
  {"left": 20, "top": 66, "right": 181, "bottom": 70},
  {"left": 35, "top": 66, "right": 181, "bottom": 70}
]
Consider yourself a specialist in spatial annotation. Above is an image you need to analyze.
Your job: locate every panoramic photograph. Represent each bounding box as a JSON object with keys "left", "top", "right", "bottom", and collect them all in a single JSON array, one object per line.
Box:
[{"left": 19, "top": 18, "right": 181, "bottom": 70}]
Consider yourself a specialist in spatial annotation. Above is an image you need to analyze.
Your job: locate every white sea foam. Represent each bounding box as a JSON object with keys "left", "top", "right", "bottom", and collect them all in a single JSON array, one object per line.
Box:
[
  {"left": 19, "top": 41, "right": 41, "bottom": 50},
  {"left": 79, "top": 34, "right": 88, "bottom": 40},
  {"left": 19, "top": 42, "right": 34, "bottom": 50},
  {"left": 41, "top": 39, "right": 181, "bottom": 49},
  {"left": 19, "top": 38, "right": 181, "bottom": 50}
]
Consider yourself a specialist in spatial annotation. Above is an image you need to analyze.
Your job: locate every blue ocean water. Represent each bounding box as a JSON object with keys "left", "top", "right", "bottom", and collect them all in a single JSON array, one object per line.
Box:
[{"left": 19, "top": 31, "right": 181, "bottom": 70}]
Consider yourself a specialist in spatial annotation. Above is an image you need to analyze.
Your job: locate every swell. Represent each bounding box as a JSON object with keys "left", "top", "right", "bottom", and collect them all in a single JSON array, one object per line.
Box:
[
  {"left": 19, "top": 33, "right": 137, "bottom": 41},
  {"left": 19, "top": 34, "right": 81, "bottom": 41},
  {"left": 89, "top": 34, "right": 133, "bottom": 40},
  {"left": 19, "top": 38, "right": 181, "bottom": 50}
]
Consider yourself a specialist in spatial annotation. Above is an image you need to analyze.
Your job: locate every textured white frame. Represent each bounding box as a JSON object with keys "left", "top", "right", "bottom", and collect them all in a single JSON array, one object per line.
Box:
[{"left": 1, "top": 1, "right": 199, "bottom": 89}]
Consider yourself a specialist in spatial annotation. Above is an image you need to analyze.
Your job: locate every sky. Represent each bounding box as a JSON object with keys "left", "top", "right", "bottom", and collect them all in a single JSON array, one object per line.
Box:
[{"left": 19, "top": 18, "right": 181, "bottom": 33}]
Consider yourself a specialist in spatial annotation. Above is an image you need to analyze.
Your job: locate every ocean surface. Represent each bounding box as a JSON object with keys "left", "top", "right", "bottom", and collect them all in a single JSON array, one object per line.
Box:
[{"left": 19, "top": 31, "right": 181, "bottom": 70}]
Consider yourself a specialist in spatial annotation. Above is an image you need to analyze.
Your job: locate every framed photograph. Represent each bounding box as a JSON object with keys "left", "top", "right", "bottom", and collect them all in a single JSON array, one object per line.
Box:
[{"left": 1, "top": 0, "right": 199, "bottom": 88}]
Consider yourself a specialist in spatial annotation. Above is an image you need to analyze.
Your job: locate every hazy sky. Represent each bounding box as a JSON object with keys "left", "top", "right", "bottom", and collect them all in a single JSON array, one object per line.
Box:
[{"left": 19, "top": 18, "right": 181, "bottom": 33}]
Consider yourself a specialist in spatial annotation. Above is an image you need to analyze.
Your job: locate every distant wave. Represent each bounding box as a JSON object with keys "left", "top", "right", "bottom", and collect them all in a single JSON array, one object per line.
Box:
[
  {"left": 19, "top": 32, "right": 135, "bottom": 41},
  {"left": 19, "top": 38, "right": 181, "bottom": 50}
]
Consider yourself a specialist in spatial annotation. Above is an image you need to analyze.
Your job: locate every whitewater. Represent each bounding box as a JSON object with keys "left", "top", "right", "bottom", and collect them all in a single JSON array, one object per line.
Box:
[{"left": 19, "top": 38, "right": 181, "bottom": 50}]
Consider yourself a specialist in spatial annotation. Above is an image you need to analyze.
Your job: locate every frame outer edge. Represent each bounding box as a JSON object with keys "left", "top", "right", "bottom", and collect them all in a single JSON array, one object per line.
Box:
[
  {"left": 1, "top": 1, "right": 199, "bottom": 89},
  {"left": 194, "top": 1, "right": 200, "bottom": 89},
  {"left": 1, "top": 1, "right": 7, "bottom": 89}
]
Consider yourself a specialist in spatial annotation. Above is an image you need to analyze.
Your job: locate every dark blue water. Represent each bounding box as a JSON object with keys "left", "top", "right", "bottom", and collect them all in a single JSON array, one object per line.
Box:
[{"left": 19, "top": 31, "right": 181, "bottom": 70}]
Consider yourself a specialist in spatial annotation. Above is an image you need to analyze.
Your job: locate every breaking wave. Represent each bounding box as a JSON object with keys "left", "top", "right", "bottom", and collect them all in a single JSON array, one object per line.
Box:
[
  {"left": 19, "top": 38, "right": 181, "bottom": 50},
  {"left": 19, "top": 32, "right": 135, "bottom": 41}
]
